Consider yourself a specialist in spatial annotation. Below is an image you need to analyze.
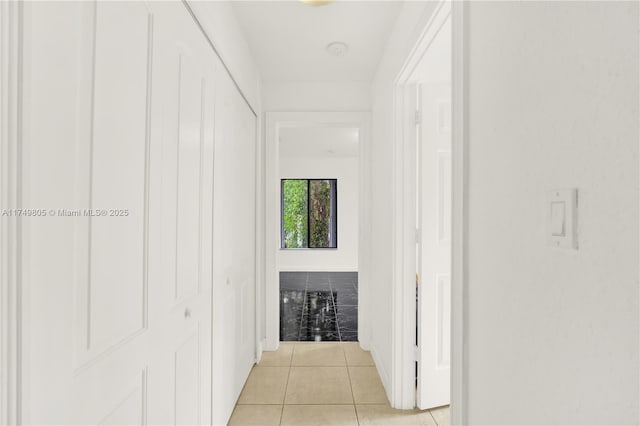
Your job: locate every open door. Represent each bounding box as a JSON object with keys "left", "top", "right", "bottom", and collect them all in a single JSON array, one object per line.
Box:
[{"left": 416, "top": 19, "right": 452, "bottom": 408}]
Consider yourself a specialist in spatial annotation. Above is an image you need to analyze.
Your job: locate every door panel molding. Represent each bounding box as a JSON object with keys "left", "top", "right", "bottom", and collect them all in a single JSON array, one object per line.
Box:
[
  {"left": 437, "top": 150, "right": 452, "bottom": 245},
  {"left": 173, "top": 325, "right": 200, "bottom": 426},
  {"left": 72, "top": 1, "right": 153, "bottom": 370},
  {"left": 96, "top": 369, "right": 148, "bottom": 426},
  {"left": 173, "top": 49, "right": 205, "bottom": 305},
  {"left": 436, "top": 273, "right": 451, "bottom": 369}
]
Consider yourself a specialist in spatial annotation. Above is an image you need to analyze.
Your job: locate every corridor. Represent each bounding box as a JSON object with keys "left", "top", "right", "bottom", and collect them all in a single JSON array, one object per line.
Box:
[
  {"left": 2, "top": 0, "right": 639, "bottom": 424},
  {"left": 229, "top": 343, "right": 450, "bottom": 425}
]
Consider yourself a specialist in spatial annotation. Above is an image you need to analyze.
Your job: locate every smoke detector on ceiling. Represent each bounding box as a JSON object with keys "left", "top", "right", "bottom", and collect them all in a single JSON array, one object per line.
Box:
[{"left": 326, "top": 41, "right": 349, "bottom": 57}]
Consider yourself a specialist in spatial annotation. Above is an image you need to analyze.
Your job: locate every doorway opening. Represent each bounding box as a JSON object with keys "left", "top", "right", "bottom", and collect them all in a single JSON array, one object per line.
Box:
[
  {"left": 391, "top": 0, "right": 463, "bottom": 417},
  {"left": 264, "top": 112, "right": 371, "bottom": 351},
  {"left": 277, "top": 126, "right": 359, "bottom": 343}
]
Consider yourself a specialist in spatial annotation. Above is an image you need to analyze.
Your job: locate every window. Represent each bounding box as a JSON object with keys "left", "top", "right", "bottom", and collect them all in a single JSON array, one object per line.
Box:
[{"left": 281, "top": 179, "right": 337, "bottom": 249}]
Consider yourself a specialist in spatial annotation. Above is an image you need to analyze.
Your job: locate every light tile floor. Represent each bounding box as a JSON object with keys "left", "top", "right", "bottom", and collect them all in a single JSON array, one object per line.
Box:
[{"left": 229, "top": 342, "right": 450, "bottom": 426}]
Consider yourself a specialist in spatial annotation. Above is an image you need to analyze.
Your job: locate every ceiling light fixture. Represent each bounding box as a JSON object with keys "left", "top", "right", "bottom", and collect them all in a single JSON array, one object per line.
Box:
[
  {"left": 326, "top": 41, "right": 348, "bottom": 57},
  {"left": 299, "top": 0, "right": 336, "bottom": 6}
]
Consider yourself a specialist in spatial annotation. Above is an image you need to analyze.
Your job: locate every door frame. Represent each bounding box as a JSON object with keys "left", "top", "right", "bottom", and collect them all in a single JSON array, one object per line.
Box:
[
  {"left": 1, "top": 1, "right": 23, "bottom": 424},
  {"left": 263, "top": 111, "right": 371, "bottom": 352},
  {"left": 391, "top": 0, "right": 467, "bottom": 421}
]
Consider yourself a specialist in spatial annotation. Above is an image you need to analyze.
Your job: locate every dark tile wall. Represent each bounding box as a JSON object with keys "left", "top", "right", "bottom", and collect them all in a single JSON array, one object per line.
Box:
[{"left": 280, "top": 271, "right": 358, "bottom": 342}]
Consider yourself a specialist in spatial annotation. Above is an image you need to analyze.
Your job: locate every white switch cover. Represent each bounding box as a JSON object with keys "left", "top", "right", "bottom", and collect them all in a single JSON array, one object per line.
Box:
[
  {"left": 550, "top": 202, "right": 565, "bottom": 236},
  {"left": 548, "top": 189, "right": 577, "bottom": 249}
]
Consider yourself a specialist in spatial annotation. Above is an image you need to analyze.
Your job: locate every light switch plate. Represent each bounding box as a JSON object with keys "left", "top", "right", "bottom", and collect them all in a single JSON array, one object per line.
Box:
[
  {"left": 550, "top": 201, "right": 566, "bottom": 236},
  {"left": 548, "top": 189, "right": 577, "bottom": 249}
]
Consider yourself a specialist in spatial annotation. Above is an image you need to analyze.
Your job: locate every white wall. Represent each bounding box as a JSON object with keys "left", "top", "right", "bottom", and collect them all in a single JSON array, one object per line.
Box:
[
  {"left": 279, "top": 157, "right": 359, "bottom": 271},
  {"left": 187, "top": 1, "right": 262, "bottom": 111},
  {"left": 368, "top": 0, "right": 439, "bottom": 398},
  {"left": 263, "top": 81, "right": 370, "bottom": 111},
  {"left": 464, "top": 2, "right": 639, "bottom": 424}
]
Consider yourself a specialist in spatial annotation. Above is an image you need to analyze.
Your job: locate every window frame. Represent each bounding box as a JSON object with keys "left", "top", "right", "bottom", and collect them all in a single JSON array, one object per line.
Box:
[{"left": 280, "top": 178, "right": 338, "bottom": 249}]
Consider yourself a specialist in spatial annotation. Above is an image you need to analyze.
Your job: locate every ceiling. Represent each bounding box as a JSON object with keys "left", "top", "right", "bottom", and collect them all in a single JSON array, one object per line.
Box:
[
  {"left": 231, "top": 1, "right": 403, "bottom": 82},
  {"left": 279, "top": 127, "right": 359, "bottom": 158}
]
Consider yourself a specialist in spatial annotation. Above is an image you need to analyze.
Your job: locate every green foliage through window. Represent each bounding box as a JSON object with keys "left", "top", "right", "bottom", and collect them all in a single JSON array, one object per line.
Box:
[
  {"left": 282, "top": 180, "right": 308, "bottom": 248},
  {"left": 281, "top": 179, "right": 337, "bottom": 249}
]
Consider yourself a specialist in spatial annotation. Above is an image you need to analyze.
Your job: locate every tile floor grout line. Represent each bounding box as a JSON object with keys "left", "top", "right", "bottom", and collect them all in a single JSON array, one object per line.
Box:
[
  {"left": 428, "top": 409, "right": 438, "bottom": 426},
  {"left": 235, "top": 402, "right": 389, "bottom": 406},
  {"left": 295, "top": 274, "right": 309, "bottom": 341},
  {"left": 280, "top": 403, "right": 366, "bottom": 406},
  {"left": 341, "top": 344, "right": 360, "bottom": 425},
  {"left": 278, "top": 347, "right": 295, "bottom": 426},
  {"left": 328, "top": 275, "right": 343, "bottom": 342}
]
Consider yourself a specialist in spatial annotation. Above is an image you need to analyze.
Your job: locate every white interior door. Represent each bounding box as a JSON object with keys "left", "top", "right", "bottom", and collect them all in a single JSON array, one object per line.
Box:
[
  {"left": 22, "top": 2, "right": 214, "bottom": 424},
  {"left": 210, "top": 65, "right": 257, "bottom": 425},
  {"left": 416, "top": 78, "right": 452, "bottom": 409},
  {"left": 146, "top": 3, "right": 215, "bottom": 424}
]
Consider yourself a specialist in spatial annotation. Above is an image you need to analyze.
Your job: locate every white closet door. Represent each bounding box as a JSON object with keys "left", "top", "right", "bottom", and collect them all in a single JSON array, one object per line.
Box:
[
  {"left": 146, "top": 3, "right": 214, "bottom": 425},
  {"left": 211, "top": 66, "right": 257, "bottom": 425},
  {"left": 22, "top": 2, "right": 213, "bottom": 424}
]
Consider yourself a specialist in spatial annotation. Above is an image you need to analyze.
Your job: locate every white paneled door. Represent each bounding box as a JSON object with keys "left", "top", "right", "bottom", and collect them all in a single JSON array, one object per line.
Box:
[
  {"left": 211, "top": 60, "right": 257, "bottom": 425},
  {"left": 416, "top": 77, "right": 452, "bottom": 410},
  {"left": 146, "top": 3, "right": 215, "bottom": 425},
  {"left": 18, "top": 1, "right": 255, "bottom": 424}
]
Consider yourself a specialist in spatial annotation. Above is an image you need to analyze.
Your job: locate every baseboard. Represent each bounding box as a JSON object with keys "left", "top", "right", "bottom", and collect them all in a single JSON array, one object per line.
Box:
[
  {"left": 262, "top": 337, "right": 278, "bottom": 352},
  {"left": 369, "top": 340, "right": 391, "bottom": 404},
  {"left": 255, "top": 339, "right": 263, "bottom": 363}
]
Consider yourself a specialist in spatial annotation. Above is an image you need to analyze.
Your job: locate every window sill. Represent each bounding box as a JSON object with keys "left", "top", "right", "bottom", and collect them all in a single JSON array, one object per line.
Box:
[{"left": 280, "top": 248, "right": 338, "bottom": 251}]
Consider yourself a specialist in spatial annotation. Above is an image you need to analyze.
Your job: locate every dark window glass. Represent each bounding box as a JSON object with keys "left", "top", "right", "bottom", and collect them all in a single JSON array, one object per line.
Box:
[{"left": 281, "top": 179, "right": 337, "bottom": 249}]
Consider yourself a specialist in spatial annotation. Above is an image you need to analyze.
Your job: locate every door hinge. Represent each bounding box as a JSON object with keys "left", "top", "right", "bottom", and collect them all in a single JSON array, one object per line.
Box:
[
  {"left": 415, "top": 110, "right": 421, "bottom": 125},
  {"left": 415, "top": 228, "right": 421, "bottom": 244},
  {"left": 414, "top": 345, "right": 420, "bottom": 361}
]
